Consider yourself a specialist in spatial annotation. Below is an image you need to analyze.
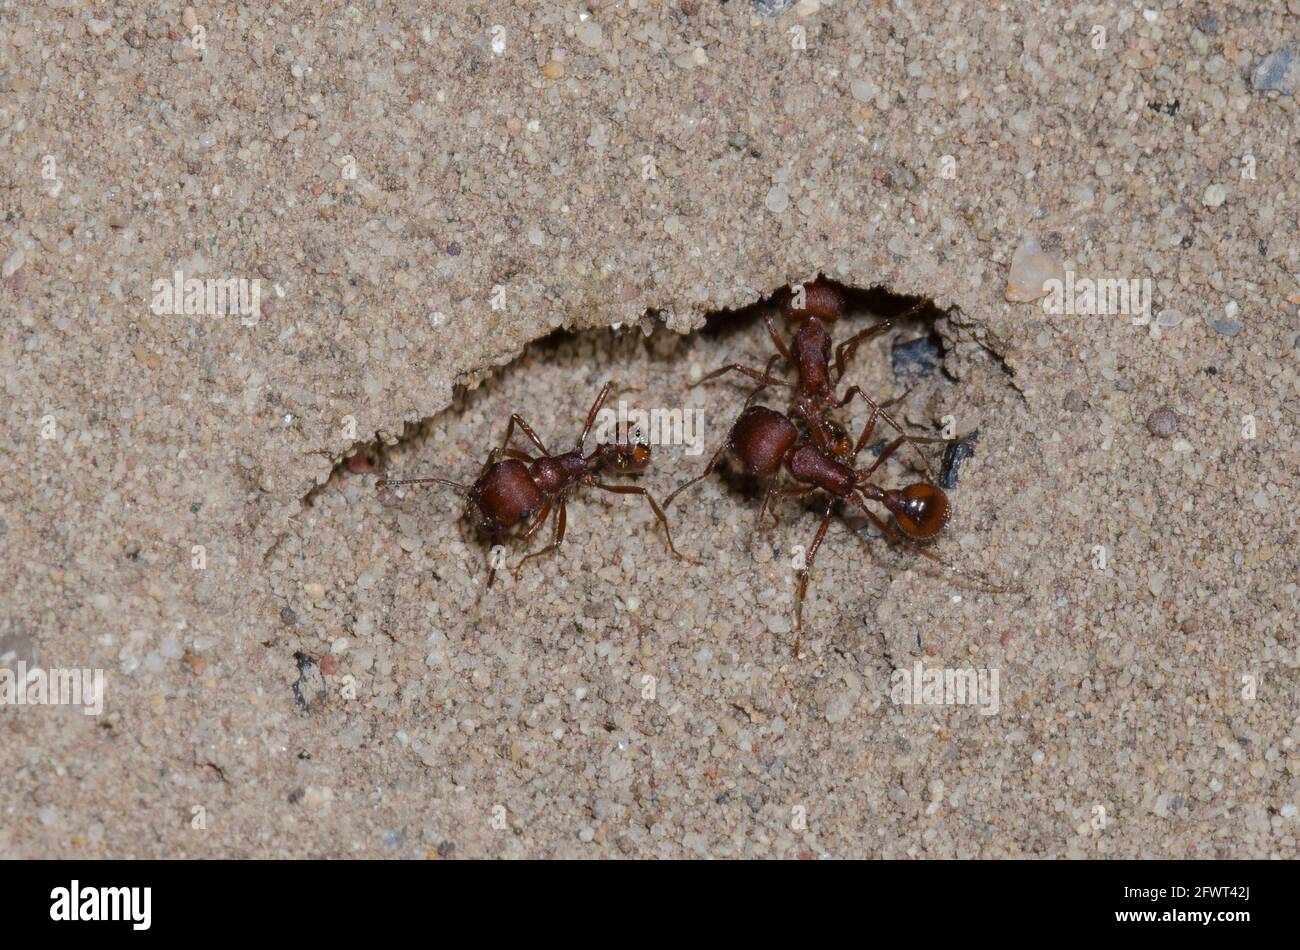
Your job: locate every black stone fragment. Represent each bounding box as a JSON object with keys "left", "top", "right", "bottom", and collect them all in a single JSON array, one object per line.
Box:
[{"left": 939, "top": 430, "right": 979, "bottom": 490}]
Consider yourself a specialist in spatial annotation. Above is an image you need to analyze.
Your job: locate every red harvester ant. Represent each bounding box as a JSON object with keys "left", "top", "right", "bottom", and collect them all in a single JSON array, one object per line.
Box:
[
  {"left": 379, "top": 382, "right": 696, "bottom": 587},
  {"left": 688, "top": 276, "right": 932, "bottom": 471},
  {"left": 669, "top": 280, "right": 1015, "bottom": 654},
  {"left": 666, "top": 396, "right": 965, "bottom": 655}
]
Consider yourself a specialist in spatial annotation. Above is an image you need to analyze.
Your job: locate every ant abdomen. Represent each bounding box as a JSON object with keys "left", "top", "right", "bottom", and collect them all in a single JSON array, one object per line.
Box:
[{"left": 883, "top": 483, "right": 950, "bottom": 540}]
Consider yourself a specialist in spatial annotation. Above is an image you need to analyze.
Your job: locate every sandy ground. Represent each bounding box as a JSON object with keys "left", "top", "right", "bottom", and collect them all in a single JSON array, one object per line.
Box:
[{"left": 2, "top": 1, "right": 1297, "bottom": 858}]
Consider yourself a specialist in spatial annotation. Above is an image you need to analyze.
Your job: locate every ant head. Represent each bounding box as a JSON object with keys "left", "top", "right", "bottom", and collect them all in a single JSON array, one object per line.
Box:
[
  {"left": 822, "top": 419, "right": 853, "bottom": 459},
  {"left": 780, "top": 278, "right": 845, "bottom": 325},
  {"left": 884, "top": 482, "right": 950, "bottom": 540},
  {"left": 599, "top": 431, "right": 651, "bottom": 474}
]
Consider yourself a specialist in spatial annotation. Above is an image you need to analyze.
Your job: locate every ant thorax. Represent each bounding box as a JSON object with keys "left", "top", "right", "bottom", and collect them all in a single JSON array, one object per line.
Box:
[
  {"left": 528, "top": 452, "right": 588, "bottom": 495},
  {"left": 791, "top": 320, "right": 834, "bottom": 396},
  {"left": 786, "top": 443, "right": 855, "bottom": 497}
]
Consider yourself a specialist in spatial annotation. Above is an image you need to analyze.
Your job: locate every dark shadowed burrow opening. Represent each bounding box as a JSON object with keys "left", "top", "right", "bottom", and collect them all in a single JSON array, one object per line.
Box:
[{"left": 295, "top": 279, "right": 998, "bottom": 507}]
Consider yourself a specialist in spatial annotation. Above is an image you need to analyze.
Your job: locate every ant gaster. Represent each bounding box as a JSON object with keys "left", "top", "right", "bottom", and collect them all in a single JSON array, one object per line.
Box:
[{"left": 379, "top": 382, "right": 695, "bottom": 587}]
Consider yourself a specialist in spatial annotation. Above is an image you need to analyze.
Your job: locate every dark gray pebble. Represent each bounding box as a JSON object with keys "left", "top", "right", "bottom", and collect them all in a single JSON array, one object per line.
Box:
[{"left": 939, "top": 430, "right": 979, "bottom": 490}]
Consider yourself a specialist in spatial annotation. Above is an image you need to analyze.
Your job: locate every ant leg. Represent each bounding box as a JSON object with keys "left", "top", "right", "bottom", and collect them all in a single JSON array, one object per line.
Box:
[
  {"left": 512, "top": 499, "right": 567, "bottom": 577},
  {"left": 491, "top": 499, "right": 553, "bottom": 587},
  {"left": 763, "top": 311, "right": 793, "bottom": 363},
  {"left": 760, "top": 482, "right": 816, "bottom": 529},
  {"left": 690, "top": 362, "right": 789, "bottom": 392},
  {"left": 591, "top": 481, "right": 700, "bottom": 565},
  {"left": 756, "top": 486, "right": 779, "bottom": 531},
  {"left": 832, "top": 319, "right": 893, "bottom": 381},
  {"left": 849, "top": 491, "right": 1021, "bottom": 594},
  {"left": 857, "top": 434, "right": 949, "bottom": 478},
  {"left": 519, "top": 499, "right": 554, "bottom": 542},
  {"left": 484, "top": 545, "right": 499, "bottom": 591},
  {"left": 487, "top": 447, "right": 535, "bottom": 466},
  {"left": 849, "top": 405, "right": 884, "bottom": 461},
  {"left": 801, "top": 412, "right": 842, "bottom": 455},
  {"left": 743, "top": 354, "right": 785, "bottom": 409},
  {"left": 834, "top": 303, "right": 926, "bottom": 381},
  {"left": 836, "top": 386, "right": 939, "bottom": 481},
  {"left": 664, "top": 442, "right": 729, "bottom": 509},
  {"left": 577, "top": 381, "right": 614, "bottom": 450},
  {"left": 793, "top": 499, "right": 835, "bottom": 657},
  {"left": 752, "top": 481, "right": 816, "bottom": 547},
  {"left": 502, "top": 413, "right": 550, "bottom": 456}
]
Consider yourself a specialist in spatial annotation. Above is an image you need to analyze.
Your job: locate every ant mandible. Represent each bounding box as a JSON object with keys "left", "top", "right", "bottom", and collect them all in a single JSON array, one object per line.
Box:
[{"left": 379, "top": 381, "right": 696, "bottom": 587}]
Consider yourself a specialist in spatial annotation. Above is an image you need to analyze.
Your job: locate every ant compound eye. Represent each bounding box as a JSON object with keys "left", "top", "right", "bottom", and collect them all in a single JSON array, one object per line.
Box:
[{"left": 892, "top": 483, "right": 949, "bottom": 540}]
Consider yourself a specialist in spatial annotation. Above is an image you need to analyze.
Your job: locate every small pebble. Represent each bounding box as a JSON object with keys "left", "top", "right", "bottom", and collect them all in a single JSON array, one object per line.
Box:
[
  {"left": 269, "top": 112, "right": 295, "bottom": 140},
  {"left": 939, "top": 432, "right": 978, "bottom": 490},
  {"left": 1202, "top": 183, "right": 1227, "bottom": 208},
  {"left": 1005, "top": 235, "right": 1061, "bottom": 303},
  {"left": 3, "top": 248, "right": 25, "bottom": 278},
  {"left": 1252, "top": 46, "right": 1300, "bottom": 94},
  {"left": 824, "top": 693, "right": 853, "bottom": 723},
  {"left": 87, "top": 18, "right": 113, "bottom": 37},
  {"left": 576, "top": 20, "right": 603, "bottom": 48},
  {"left": 765, "top": 185, "right": 789, "bottom": 214},
  {"left": 1145, "top": 408, "right": 1178, "bottom": 438}
]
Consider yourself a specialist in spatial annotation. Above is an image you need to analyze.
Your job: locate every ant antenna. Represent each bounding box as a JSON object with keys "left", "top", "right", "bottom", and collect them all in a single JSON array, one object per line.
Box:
[{"left": 376, "top": 475, "right": 470, "bottom": 493}]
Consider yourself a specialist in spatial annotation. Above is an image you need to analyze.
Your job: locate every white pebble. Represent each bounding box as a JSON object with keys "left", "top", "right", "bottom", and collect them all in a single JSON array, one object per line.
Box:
[
  {"left": 1005, "top": 234, "right": 1061, "bottom": 303},
  {"left": 576, "top": 20, "right": 603, "bottom": 48},
  {"left": 3, "top": 248, "right": 25, "bottom": 278}
]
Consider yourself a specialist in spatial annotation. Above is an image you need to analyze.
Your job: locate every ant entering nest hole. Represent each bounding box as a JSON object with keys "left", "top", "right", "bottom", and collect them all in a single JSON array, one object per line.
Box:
[{"left": 277, "top": 276, "right": 1022, "bottom": 667}]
